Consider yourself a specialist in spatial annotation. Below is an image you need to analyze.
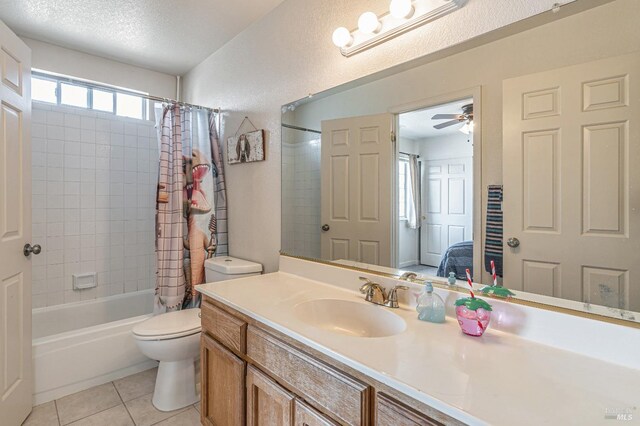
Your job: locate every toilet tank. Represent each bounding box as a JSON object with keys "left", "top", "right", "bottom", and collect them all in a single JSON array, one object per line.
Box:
[{"left": 204, "top": 256, "right": 263, "bottom": 282}]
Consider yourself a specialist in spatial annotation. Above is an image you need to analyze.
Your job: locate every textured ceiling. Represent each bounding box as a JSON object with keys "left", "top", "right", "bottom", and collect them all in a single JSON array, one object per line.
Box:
[
  {"left": 0, "top": 0, "right": 285, "bottom": 75},
  {"left": 400, "top": 99, "right": 472, "bottom": 139}
]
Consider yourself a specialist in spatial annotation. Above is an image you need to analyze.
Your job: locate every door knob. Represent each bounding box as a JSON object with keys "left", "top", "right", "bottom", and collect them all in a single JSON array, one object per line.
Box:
[
  {"left": 507, "top": 238, "right": 520, "bottom": 248},
  {"left": 24, "top": 243, "right": 42, "bottom": 257},
  {"left": 321, "top": 224, "right": 330, "bottom": 232}
]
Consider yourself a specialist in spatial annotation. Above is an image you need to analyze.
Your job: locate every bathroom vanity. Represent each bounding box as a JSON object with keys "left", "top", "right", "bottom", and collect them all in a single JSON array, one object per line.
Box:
[
  {"left": 196, "top": 256, "right": 640, "bottom": 426},
  {"left": 198, "top": 295, "right": 457, "bottom": 426}
]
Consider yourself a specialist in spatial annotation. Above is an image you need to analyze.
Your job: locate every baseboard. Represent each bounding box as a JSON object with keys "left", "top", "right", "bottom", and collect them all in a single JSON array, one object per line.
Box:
[
  {"left": 33, "top": 360, "right": 158, "bottom": 405},
  {"left": 399, "top": 260, "right": 420, "bottom": 268}
]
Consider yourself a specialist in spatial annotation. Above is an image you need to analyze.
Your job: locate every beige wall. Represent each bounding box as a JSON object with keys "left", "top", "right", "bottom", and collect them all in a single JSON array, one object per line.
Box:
[
  {"left": 181, "top": 0, "right": 617, "bottom": 273},
  {"left": 22, "top": 37, "right": 176, "bottom": 98}
]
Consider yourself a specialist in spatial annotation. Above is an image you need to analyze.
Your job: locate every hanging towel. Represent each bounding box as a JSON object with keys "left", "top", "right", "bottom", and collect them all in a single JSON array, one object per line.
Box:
[{"left": 485, "top": 185, "right": 503, "bottom": 276}]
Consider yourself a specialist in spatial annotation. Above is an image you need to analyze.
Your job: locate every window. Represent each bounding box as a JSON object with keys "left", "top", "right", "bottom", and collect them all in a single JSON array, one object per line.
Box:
[
  {"left": 60, "top": 83, "right": 88, "bottom": 108},
  {"left": 30, "top": 71, "right": 148, "bottom": 120},
  {"left": 116, "top": 92, "right": 144, "bottom": 120},
  {"left": 32, "top": 76, "right": 57, "bottom": 103},
  {"left": 92, "top": 89, "right": 114, "bottom": 113},
  {"left": 399, "top": 158, "right": 409, "bottom": 220}
]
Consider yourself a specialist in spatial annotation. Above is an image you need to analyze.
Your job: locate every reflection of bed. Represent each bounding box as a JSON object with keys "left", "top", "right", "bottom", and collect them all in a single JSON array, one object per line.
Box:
[{"left": 436, "top": 241, "right": 473, "bottom": 280}]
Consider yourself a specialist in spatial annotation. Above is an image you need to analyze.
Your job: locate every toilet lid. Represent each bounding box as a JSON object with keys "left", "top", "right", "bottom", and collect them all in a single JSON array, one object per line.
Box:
[{"left": 133, "top": 308, "right": 201, "bottom": 339}]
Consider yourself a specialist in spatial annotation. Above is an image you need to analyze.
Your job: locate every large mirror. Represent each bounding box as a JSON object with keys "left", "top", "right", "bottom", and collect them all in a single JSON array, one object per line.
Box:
[{"left": 281, "top": 0, "right": 640, "bottom": 324}]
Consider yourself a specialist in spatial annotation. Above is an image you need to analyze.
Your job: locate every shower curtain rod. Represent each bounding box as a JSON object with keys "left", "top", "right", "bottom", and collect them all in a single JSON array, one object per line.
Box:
[
  {"left": 399, "top": 151, "right": 420, "bottom": 158},
  {"left": 32, "top": 71, "right": 220, "bottom": 114},
  {"left": 281, "top": 123, "right": 322, "bottom": 134}
]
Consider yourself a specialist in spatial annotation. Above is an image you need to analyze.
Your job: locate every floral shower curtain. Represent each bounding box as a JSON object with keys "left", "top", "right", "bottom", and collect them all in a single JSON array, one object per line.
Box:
[{"left": 154, "top": 105, "right": 227, "bottom": 313}]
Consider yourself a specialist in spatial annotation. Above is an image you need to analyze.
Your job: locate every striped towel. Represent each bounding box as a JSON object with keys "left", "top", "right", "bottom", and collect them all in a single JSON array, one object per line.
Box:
[{"left": 485, "top": 185, "right": 503, "bottom": 276}]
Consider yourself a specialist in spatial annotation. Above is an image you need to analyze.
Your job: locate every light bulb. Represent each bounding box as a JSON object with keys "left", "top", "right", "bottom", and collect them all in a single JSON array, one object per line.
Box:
[
  {"left": 459, "top": 121, "right": 474, "bottom": 135},
  {"left": 332, "top": 27, "right": 353, "bottom": 48},
  {"left": 358, "top": 12, "right": 381, "bottom": 34},
  {"left": 390, "top": 0, "right": 414, "bottom": 19}
]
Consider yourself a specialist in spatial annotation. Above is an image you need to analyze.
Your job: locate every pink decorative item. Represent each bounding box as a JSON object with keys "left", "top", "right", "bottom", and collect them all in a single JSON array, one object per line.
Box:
[
  {"left": 455, "top": 268, "right": 493, "bottom": 337},
  {"left": 455, "top": 305, "right": 492, "bottom": 336}
]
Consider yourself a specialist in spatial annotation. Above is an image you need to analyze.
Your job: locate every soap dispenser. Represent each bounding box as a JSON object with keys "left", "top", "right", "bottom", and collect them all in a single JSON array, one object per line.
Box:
[
  {"left": 416, "top": 282, "right": 445, "bottom": 323},
  {"left": 448, "top": 272, "right": 457, "bottom": 286}
]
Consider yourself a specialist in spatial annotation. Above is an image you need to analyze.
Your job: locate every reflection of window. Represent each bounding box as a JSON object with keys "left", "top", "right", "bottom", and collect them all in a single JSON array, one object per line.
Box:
[
  {"left": 31, "top": 71, "right": 148, "bottom": 120},
  {"left": 399, "top": 158, "right": 409, "bottom": 220}
]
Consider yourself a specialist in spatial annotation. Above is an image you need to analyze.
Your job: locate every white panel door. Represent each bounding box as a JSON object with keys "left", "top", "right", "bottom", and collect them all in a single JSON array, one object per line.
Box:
[
  {"left": 420, "top": 157, "right": 473, "bottom": 267},
  {"left": 0, "top": 20, "right": 32, "bottom": 425},
  {"left": 320, "top": 114, "right": 393, "bottom": 267},
  {"left": 503, "top": 53, "right": 640, "bottom": 310}
]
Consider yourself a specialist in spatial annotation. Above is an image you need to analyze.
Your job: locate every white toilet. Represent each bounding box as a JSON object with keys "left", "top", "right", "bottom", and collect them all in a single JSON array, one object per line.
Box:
[{"left": 133, "top": 256, "right": 262, "bottom": 411}]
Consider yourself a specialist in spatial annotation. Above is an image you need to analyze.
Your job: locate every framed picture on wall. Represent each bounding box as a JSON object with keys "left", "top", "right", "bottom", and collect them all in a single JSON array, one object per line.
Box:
[{"left": 226, "top": 129, "right": 265, "bottom": 164}]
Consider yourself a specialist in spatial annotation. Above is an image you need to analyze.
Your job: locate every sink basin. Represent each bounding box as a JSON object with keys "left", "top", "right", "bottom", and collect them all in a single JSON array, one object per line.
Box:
[{"left": 293, "top": 299, "right": 407, "bottom": 338}]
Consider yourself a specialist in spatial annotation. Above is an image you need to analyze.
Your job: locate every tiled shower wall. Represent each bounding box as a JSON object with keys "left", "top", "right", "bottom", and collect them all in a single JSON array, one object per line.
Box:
[
  {"left": 31, "top": 102, "right": 158, "bottom": 308},
  {"left": 281, "top": 128, "right": 321, "bottom": 259}
]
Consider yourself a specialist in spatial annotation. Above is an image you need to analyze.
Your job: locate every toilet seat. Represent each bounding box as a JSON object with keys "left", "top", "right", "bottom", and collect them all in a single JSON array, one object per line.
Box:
[{"left": 133, "top": 308, "right": 202, "bottom": 341}]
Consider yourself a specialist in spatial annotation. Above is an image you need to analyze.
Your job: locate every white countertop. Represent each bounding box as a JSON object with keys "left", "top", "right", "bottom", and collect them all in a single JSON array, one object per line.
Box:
[{"left": 196, "top": 272, "right": 640, "bottom": 425}]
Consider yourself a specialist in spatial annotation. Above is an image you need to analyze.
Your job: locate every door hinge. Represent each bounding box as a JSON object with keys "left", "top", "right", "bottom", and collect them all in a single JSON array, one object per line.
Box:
[{"left": 391, "top": 131, "right": 397, "bottom": 143}]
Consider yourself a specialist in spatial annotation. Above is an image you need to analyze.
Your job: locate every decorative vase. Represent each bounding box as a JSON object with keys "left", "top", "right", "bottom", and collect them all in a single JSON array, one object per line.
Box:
[{"left": 455, "top": 298, "right": 492, "bottom": 337}]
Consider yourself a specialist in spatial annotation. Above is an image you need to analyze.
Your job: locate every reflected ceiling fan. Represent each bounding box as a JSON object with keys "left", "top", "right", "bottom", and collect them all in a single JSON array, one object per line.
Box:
[{"left": 432, "top": 103, "right": 474, "bottom": 134}]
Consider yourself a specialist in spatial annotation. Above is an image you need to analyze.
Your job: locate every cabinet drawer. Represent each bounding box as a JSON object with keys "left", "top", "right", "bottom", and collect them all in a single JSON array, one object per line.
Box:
[
  {"left": 295, "top": 399, "right": 339, "bottom": 426},
  {"left": 201, "top": 299, "right": 247, "bottom": 354},
  {"left": 247, "top": 326, "right": 370, "bottom": 426},
  {"left": 376, "top": 393, "right": 444, "bottom": 426}
]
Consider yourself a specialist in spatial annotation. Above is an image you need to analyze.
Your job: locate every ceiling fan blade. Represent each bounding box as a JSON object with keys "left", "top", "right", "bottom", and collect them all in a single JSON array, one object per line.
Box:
[
  {"left": 431, "top": 113, "right": 460, "bottom": 120},
  {"left": 434, "top": 119, "right": 462, "bottom": 129}
]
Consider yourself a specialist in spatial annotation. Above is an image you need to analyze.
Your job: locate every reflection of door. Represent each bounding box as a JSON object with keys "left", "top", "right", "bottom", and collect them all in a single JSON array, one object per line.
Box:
[
  {"left": 503, "top": 53, "right": 640, "bottom": 310},
  {"left": 0, "top": 21, "right": 32, "bottom": 425},
  {"left": 420, "top": 157, "right": 473, "bottom": 267},
  {"left": 320, "top": 113, "right": 393, "bottom": 267}
]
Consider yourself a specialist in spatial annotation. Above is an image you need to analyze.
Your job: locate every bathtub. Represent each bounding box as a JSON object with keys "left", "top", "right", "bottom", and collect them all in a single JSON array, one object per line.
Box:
[{"left": 32, "top": 289, "right": 157, "bottom": 404}]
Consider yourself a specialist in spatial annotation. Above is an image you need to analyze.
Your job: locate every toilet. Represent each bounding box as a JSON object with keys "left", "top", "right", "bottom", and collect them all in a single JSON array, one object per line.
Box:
[{"left": 133, "top": 256, "right": 262, "bottom": 411}]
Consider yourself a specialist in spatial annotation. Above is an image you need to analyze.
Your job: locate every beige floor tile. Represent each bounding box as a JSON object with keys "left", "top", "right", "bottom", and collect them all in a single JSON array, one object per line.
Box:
[
  {"left": 192, "top": 401, "right": 200, "bottom": 413},
  {"left": 67, "top": 405, "right": 133, "bottom": 426},
  {"left": 56, "top": 383, "right": 122, "bottom": 425},
  {"left": 113, "top": 368, "right": 158, "bottom": 402},
  {"left": 124, "top": 394, "right": 189, "bottom": 426},
  {"left": 152, "top": 407, "right": 200, "bottom": 426},
  {"left": 22, "top": 401, "right": 59, "bottom": 426}
]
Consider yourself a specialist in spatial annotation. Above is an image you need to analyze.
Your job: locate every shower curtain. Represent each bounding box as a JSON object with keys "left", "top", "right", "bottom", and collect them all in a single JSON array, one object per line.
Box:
[{"left": 154, "top": 104, "right": 227, "bottom": 313}]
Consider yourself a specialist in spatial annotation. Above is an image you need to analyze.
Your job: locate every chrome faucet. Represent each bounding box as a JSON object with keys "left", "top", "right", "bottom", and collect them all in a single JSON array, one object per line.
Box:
[{"left": 359, "top": 277, "right": 409, "bottom": 308}]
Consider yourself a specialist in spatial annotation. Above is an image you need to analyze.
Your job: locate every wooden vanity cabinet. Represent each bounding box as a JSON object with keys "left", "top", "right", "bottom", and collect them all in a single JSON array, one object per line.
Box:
[
  {"left": 200, "top": 333, "right": 246, "bottom": 426},
  {"left": 294, "top": 400, "right": 340, "bottom": 426},
  {"left": 375, "top": 393, "right": 444, "bottom": 426},
  {"left": 200, "top": 296, "right": 460, "bottom": 426},
  {"left": 246, "top": 365, "right": 295, "bottom": 425}
]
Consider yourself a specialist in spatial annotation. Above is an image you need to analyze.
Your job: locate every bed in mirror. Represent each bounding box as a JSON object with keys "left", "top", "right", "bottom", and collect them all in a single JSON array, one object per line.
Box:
[{"left": 281, "top": 0, "right": 640, "bottom": 326}]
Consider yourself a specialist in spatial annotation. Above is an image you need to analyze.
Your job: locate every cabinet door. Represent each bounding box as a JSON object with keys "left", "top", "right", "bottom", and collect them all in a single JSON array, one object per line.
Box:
[
  {"left": 376, "top": 393, "right": 444, "bottom": 426},
  {"left": 201, "top": 334, "right": 246, "bottom": 426},
  {"left": 247, "top": 365, "right": 294, "bottom": 426},
  {"left": 294, "top": 399, "right": 339, "bottom": 426}
]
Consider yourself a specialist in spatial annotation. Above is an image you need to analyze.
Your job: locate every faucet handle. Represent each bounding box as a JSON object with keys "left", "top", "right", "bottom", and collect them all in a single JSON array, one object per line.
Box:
[
  {"left": 359, "top": 276, "right": 375, "bottom": 293},
  {"left": 385, "top": 285, "right": 409, "bottom": 308}
]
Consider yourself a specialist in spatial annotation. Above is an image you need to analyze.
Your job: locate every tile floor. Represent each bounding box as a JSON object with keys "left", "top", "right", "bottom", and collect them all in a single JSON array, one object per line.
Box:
[{"left": 22, "top": 368, "right": 201, "bottom": 426}]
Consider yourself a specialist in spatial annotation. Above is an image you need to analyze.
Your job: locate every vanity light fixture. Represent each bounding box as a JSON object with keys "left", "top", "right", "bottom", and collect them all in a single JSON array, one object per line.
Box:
[{"left": 333, "top": 0, "right": 466, "bottom": 56}]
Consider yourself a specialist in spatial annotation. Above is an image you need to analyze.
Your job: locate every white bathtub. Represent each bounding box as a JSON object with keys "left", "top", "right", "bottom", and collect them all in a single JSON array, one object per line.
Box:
[{"left": 32, "top": 289, "right": 156, "bottom": 404}]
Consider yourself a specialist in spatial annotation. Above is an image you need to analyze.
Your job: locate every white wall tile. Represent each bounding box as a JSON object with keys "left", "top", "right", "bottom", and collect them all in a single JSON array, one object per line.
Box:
[{"left": 32, "top": 104, "right": 158, "bottom": 305}]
